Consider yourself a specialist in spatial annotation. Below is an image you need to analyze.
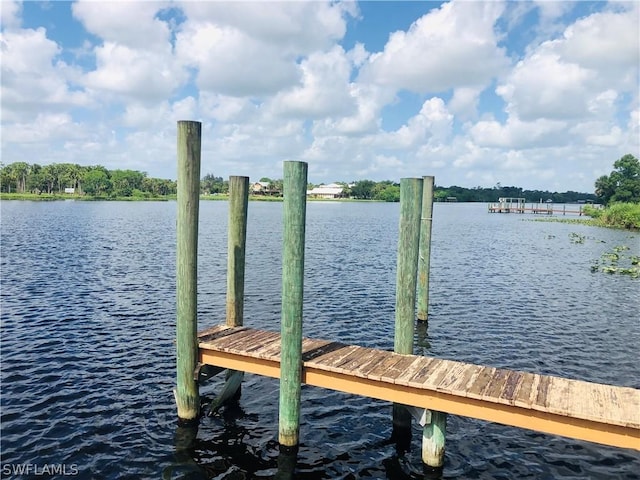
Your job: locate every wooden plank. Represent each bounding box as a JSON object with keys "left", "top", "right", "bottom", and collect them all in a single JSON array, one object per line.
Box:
[
  {"left": 513, "top": 372, "right": 540, "bottom": 408},
  {"left": 403, "top": 358, "right": 442, "bottom": 387},
  {"left": 248, "top": 336, "right": 283, "bottom": 360},
  {"left": 365, "top": 353, "right": 410, "bottom": 382},
  {"left": 545, "top": 376, "right": 572, "bottom": 417},
  {"left": 244, "top": 331, "right": 281, "bottom": 354},
  {"left": 348, "top": 350, "right": 395, "bottom": 379},
  {"left": 393, "top": 357, "right": 433, "bottom": 386},
  {"left": 214, "top": 329, "right": 271, "bottom": 352},
  {"left": 311, "top": 345, "right": 361, "bottom": 373},
  {"left": 499, "top": 370, "right": 525, "bottom": 405},
  {"left": 481, "top": 369, "right": 511, "bottom": 401},
  {"left": 466, "top": 366, "right": 497, "bottom": 400},
  {"left": 438, "top": 363, "right": 484, "bottom": 396},
  {"left": 435, "top": 361, "right": 476, "bottom": 394},
  {"left": 534, "top": 374, "right": 552, "bottom": 410},
  {"left": 380, "top": 355, "right": 422, "bottom": 383},
  {"left": 419, "top": 359, "right": 454, "bottom": 389},
  {"left": 301, "top": 338, "right": 333, "bottom": 355},
  {"left": 340, "top": 348, "right": 384, "bottom": 373}
]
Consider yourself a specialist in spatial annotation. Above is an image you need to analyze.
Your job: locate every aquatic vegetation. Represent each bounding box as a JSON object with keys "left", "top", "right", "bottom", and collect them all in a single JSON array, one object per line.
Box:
[
  {"left": 591, "top": 246, "right": 640, "bottom": 278},
  {"left": 569, "top": 232, "right": 586, "bottom": 244}
]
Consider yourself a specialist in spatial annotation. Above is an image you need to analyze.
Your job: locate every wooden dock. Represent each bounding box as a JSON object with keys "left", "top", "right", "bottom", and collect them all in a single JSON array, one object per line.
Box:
[
  {"left": 487, "top": 198, "right": 590, "bottom": 215},
  {"left": 198, "top": 325, "right": 640, "bottom": 451}
]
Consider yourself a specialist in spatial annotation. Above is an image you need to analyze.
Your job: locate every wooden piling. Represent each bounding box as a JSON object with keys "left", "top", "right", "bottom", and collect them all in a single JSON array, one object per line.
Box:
[
  {"left": 175, "top": 120, "right": 201, "bottom": 422},
  {"left": 422, "top": 410, "right": 447, "bottom": 470},
  {"left": 278, "top": 160, "right": 308, "bottom": 447},
  {"left": 394, "top": 177, "right": 423, "bottom": 355},
  {"left": 392, "top": 177, "right": 424, "bottom": 447},
  {"left": 226, "top": 176, "right": 250, "bottom": 326},
  {"left": 417, "top": 176, "right": 434, "bottom": 322}
]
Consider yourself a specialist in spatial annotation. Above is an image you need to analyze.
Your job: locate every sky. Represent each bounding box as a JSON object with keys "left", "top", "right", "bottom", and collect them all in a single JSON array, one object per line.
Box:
[{"left": 0, "top": 1, "right": 638, "bottom": 192}]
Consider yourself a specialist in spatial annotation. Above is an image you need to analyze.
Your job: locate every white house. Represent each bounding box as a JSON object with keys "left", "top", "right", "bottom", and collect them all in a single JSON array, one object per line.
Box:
[{"left": 306, "top": 183, "right": 345, "bottom": 199}]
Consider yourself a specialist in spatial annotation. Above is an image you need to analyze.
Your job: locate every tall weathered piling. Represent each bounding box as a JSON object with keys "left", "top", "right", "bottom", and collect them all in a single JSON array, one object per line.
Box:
[
  {"left": 226, "top": 176, "right": 250, "bottom": 327},
  {"left": 392, "top": 177, "right": 424, "bottom": 448},
  {"left": 175, "top": 120, "right": 202, "bottom": 422},
  {"left": 278, "top": 161, "right": 308, "bottom": 447},
  {"left": 417, "top": 176, "right": 434, "bottom": 322}
]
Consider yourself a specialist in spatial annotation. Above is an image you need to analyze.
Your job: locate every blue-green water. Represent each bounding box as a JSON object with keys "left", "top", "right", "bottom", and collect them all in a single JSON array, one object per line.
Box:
[{"left": 1, "top": 200, "right": 638, "bottom": 479}]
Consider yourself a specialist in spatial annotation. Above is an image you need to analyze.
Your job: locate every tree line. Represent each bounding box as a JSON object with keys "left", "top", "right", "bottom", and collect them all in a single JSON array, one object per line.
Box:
[
  {"left": 0, "top": 162, "right": 176, "bottom": 197},
  {"left": 7, "top": 158, "right": 634, "bottom": 203}
]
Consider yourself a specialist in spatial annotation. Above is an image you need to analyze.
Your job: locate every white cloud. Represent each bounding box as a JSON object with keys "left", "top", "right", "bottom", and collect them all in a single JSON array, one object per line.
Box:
[
  {"left": 377, "top": 98, "right": 453, "bottom": 149},
  {"left": 360, "top": 1, "right": 509, "bottom": 92},
  {"left": 496, "top": 5, "right": 639, "bottom": 121},
  {"left": 174, "top": 2, "right": 357, "bottom": 98},
  {"left": 0, "top": 0, "right": 21, "bottom": 30},
  {"left": 470, "top": 116, "right": 567, "bottom": 148},
  {"left": 271, "top": 46, "right": 356, "bottom": 118},
  {"left": 449, "top": 86, "right": 484, "bottom": 119},
  {"left": 175, "top": 22, "right": 299, "bottom": 97},
  {"left": 179, "top": 2, "right": 355, "bottom": 55},
  {"left": 1, "top": 28, "right": 91, "bottom": 121},
  {"left": 72, "top": 1, "right": 171, "bottom": 50},
  {"left": 82, "top": 42, "right": 185, "bottom": 102}
]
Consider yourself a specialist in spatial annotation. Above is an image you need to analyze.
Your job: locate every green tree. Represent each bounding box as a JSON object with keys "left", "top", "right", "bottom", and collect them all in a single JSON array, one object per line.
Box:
[
  {"left": 0, "top": 163, "right": 17, "bottom": 193},
  {"left": 201, "top": 173, "right": 225, "bottom": 194},
  {"left": 84, "top": 167, "right": 111, "bottom": 196},
  {"left": 350, "top": 179, "right": 376, "bottom": 199},
  {"left": 375, "top": 184, "right": 400, "bottom": 202},
  {"left": 11, "top": 162, "right": 30, "bottom": 192},
  {"left": 110, "top": 169, "right": 145, "bottom": 197},
  {"left": 595, "top": 154, "right": 640, "bottom": 205}
]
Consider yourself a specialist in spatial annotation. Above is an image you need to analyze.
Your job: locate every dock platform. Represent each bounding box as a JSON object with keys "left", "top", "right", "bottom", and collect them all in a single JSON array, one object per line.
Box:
[{"left": 198, "top": 325, "right": 640, "bottom": 451}]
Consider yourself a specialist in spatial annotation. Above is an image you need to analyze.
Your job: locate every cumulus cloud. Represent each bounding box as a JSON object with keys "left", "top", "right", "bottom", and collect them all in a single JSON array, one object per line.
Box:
[
  {"left": 496, "top": 4, "right": 639, "bottom": 122},
  {"left": 0, "top": 0, "right": 21, "bottom": 29},
  {"left": 82, "top": 42, "right": 186, "bottom": 102},
  {"left": 72, "top": 0, "right": 171, "bottom": 50},
  {"left": 175, "top": 2, "right": 356, "bottom": 98},
  {"left": 179, "top": 2, "right": 355, "bottom": 55},
  {"left": 360, "top": 1, "right": 509, "bottom": 92},
  {"left": 1, "top": 28, "right": 91, "bottom": 121},
  {"left": 271, "top": 46, "right": 356, "bottom": 118}
]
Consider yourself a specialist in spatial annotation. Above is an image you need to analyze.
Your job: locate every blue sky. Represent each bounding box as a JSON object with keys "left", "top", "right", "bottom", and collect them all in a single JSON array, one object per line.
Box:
[{"left": 1, "top": 1, "right": 638, "bottom": 192}]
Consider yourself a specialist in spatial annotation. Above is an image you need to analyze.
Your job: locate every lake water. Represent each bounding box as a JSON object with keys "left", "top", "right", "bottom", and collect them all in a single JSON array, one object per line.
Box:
[{"left": 1, "top": 200, "right": 638, "bottom": 479}]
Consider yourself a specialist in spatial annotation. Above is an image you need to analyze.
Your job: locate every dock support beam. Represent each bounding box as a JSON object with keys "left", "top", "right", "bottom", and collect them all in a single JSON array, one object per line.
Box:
[
  {"left": 417, "top": 175, "right": 434, "bottom": 322},
  {"left": 392, "top": 178, "right": 424, "bottom": 449},
  {"left": 278, "top": 161, "right": 308, "bottom": 448},
  {"left": 175, "top": 120, "right": 201, "bottom": 422}
]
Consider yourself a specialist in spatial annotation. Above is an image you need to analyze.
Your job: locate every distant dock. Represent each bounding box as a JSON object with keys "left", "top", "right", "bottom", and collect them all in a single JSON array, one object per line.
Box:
[{"left": 488, "top": 197, "right": 593, "bottom": 215}]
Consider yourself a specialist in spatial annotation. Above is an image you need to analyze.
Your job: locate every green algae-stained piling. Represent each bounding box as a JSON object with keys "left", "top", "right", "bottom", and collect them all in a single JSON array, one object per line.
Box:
[
  {"left": 392, "top": 178, "right": 424, "bottom": 447},
  {"left": 423, "top": 410, "right": 447, "bottom": 470},
  {"left": 394, "top": 177, "right": 423, "bottom": 354},
  {"left": 226, "top": 176, "right": 250, "bottom": 327},
  {"left": 175, "top": 120, "right": 202, "bottom": 422},
  {"left": 417, "top": 175, "right": 434, "bottom": 322},
  {"left": 278, "top": 160, "right": 308, "bottom": 447}
]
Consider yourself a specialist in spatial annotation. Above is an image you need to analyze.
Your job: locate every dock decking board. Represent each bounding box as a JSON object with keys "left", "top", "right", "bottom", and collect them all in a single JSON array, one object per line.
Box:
[{"left": 198, "top": 325, "right": 640, "bottom": 450}]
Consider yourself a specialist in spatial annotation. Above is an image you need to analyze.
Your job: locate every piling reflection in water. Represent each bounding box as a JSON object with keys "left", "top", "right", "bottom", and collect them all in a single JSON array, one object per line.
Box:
[{"left": 274, "top": 445, "right": 298, "bottom": 480}]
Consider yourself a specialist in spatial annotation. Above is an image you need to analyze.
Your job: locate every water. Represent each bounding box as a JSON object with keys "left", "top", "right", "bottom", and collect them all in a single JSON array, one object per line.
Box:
[{"left": 1, "top": 200, "right": 638, "bottom": 479}]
